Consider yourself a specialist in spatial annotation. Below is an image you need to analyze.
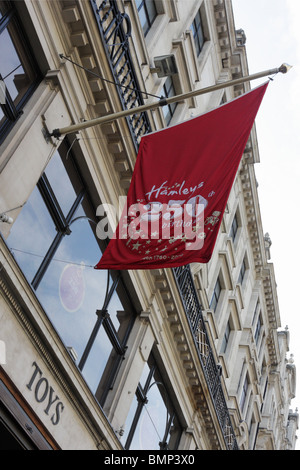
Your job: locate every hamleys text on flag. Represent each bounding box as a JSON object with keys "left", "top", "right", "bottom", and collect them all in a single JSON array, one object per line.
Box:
[{"left": 95, "top": 82, "right": 269, "bottom": 270}]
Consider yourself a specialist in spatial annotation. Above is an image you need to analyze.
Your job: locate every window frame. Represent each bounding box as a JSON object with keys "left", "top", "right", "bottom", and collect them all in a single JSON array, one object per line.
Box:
[
  {"left": 229, "top": 213, "right": 238, "bottom": 242},
  {"left": 191, "top": 9, "right": 205, "bottom": 57},
  {"left": 135, "top": 0, "right": 158, "bottom": 36},
  {"left": 209, "top": 276, "right": 221, "bottom": 311},
  {"left": 31, "top": 172, "right": 85, "bottom": 290},
  {"left": 237, "top": 258, "right": 246, "bottom": 286},
  {"left": 0, "top": 0, "right": 42, "bottom": 143},
  {"left": 254, "top": 314, "right": 262, "bottom": 345},
  {"left": 240, "top": 374, "right": 249, "bottom": 412},
  {"left": 124, "top": 354, "right": 182, "bottom": 450},
  {"left": 160, "top": 76, "right": 178, "bottom": 126},
  {"left": 220, "top": 321, "right": 231, "bottom": 354},
  {"left": 6, "top": 138, "right": 137, "bottom": 405}
]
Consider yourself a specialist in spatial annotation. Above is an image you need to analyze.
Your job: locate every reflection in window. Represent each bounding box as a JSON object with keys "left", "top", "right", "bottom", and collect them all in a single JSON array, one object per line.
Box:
[
  {"left": 7, "top": 138, "right": 136, "bottom": 403},
  {"left": 240, "top": 374, "right": 249, "bottom": 412},
  {"left": 209, "top": 276, "right": 221, "bottom": 311},
  {"left": 0, "top": 0, "right": 41, "bottom": 141},
  {"left": 43, "top": 150, "right": 81, "bottom": 217},
  {"left": 135, "top": 0, "right": 158, "bottom": 36},
  {"left": 7, "top": 186, "right": 57, "bottom": 282},
  {"left": 229, "top": 213, "right": 238, "bottom": 241},
  {"left": 254, "top": 314, "right": 262, "bottom": 345},
  {"left": 220, "top": 321, "right": 231, "bottom": 354},
  {"left": 122, "top": 355, "right": 182, "bottom": 450},
  {"left": 252, "top": 300, "right": 260, "bottom": 326},
  {"left": 238, "top": 258, "right": 246, "bottom": 285},
  {"left": 160, "top": 76, "right": 177, "bottom": 126},
  {"left": 191, "top": 10, "right": 205, "bottom": 56}
]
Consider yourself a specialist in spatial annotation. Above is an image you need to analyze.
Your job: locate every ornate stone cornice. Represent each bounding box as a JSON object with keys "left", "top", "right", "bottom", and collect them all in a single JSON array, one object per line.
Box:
[{"left": 151, "top": 268, "right": 232, "bottom": 450}]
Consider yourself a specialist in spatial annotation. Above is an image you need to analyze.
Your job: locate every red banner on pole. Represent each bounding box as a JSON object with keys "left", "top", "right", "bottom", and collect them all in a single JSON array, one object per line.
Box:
[{"left": 95, "top": 83, "right": 268, "bottom": 270}]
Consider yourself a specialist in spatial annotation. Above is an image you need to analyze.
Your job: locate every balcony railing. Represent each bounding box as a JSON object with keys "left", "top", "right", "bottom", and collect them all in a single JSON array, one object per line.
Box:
[
  {"left": 91, "top": 0, "right": 152, "bottom": 150},
  {"left": 174, "top": 265, "right": 238, "bottom": 450},
  {"left": 91, "top": 0, "right": 238, "bottom": 450}
]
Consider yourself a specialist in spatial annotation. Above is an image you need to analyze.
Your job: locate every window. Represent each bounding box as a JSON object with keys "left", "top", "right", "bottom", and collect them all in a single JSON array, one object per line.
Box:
[
  {"left": 209, "top": 277, "right": 221, "bottom": 311},
  {"left": 237, "top": 258, "right": 246, "bottom": 285},
  {"left": 254, "top": 314, "right": 262, "bottom": 345},
  {"left": 122, "top": 354, "right": 182, "bottom": 450},
  {"left": 160, "top": 76, "right": 177, "bottom": 126},
  {"left": 252, "top": 300, "right": 260, "bottom": 326},
  {"left": 7, "top": 139, "right": 136, "bottom": 402},
  {"left": 229, "top": 213, "right": 238, "bottom": 241},
  {"left": 240, "top": 374, "right": 249, "bottom": 411},
  {"left": 135, "top": 0, "right": 158, "bottom": 35},
  {"left": 220, "top": 321, "right": 231, "bottom": 354},
  {"left": 191, "top": 9, "right": 205, "bottom": 56},
  {"left": 0, "top": 0, "right": 42, "bottom": 142}
]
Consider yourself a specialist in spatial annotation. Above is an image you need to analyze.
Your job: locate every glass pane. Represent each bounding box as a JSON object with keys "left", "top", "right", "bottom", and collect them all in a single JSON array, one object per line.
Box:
[
  {"left": 0, "top": 14, "right": 39, "bottom": 111},
  {"left": 139, "top": 8, "right": 148, "bottom": 35},
  {"left": 194, "top": 11, "right": 201, "bottom": 29},
  {"left": 162, "top": 106, "right": 171, "bottom": 125},
  {"left": 0, "top": 106, "right": 4, "bottom": 124},
  {"left": 81, "top": 328, "right": 114, "bottom": 393},
  {"left": 164, "top": 77, "right": 174, "bottom": 96},
  {"left": 0, "top": 0, "right": 9, "bottom": 17},
  {"left": 161, "top": 77, "right": 177, "bottom": 126},
  {"left": 44, "top": 149, "right": 84, "bottom": 217},
  {"left": 0, "top": 28, "right": 25, "bottom": 102},
  {"left": 190, "top": 22, "right": 195, "bottom": 37},
  {"left": 108, "top": 285, "right": 129, "bottom": 335},
  {"left": 34, "top": 203, "right": 104, "bottom": 361},
  {"left": 124, "top": 358, "right": 182, "bottom": 450},
  {"left": 135, "top": 0, "right": 157, "bottom": 35},
  {"left": 129, "top": 380, "right": 168, "bottom": 450},
  {"left": 146, "top": 0, "right": 157, "bottom": 24},
  {"left": 7, "top": 186, "right": 57, "bottom": 282},
  {"left": 191, "top": 11, "right": 204, "bottom": 56},
  {"left": 135, "top": 0, "right": 143, "bottom": 9}
]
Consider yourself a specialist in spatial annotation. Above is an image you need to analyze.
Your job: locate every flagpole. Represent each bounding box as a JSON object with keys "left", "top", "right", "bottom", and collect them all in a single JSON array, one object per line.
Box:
[{"left": 49, "top": 64, "right": 291, "bottom": 138}]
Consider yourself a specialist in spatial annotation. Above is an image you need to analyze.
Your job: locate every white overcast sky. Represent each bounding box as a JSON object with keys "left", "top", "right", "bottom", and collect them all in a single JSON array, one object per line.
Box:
[{"left": 232, "top": 0, "right": 300, "bottom": 436}]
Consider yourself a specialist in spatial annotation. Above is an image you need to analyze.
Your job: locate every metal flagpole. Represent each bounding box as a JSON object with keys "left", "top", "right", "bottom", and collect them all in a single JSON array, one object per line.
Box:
[{"left": 49, "top": 64, "right": 291, "bottom": 138}]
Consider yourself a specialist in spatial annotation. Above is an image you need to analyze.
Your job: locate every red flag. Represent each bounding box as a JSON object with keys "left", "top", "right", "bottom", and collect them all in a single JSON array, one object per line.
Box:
[{"left": 95, "top": 82, "right": 268, "bottom": 270}]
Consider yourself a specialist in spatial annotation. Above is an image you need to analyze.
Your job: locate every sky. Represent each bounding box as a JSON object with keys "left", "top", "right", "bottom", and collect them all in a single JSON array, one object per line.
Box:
[{"left": 231, "top": 0, "right": 300, "bottom": 441}]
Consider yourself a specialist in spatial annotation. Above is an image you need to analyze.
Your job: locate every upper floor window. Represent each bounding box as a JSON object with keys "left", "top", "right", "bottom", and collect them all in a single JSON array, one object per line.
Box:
[
  {"left": 160, "top": 76, "right": 177, "bottom": 126},
  {"left": 0, "top": 0, "right": 42, "bottom": 143},
  {"left": 209, "top": 276, "right": 221, "bottom": 311},
  {"left": 122, "top": 354, "right": 182, "bottom": 450},
  {"left": 238, "top": 258, "right": 246, "bottom": 285},
  {"left": 229, "top": 213, "right": 238, "bottom": 241},
  {"left": 240, "top": 374, "right": 249, "bottom": 411},
  {"left": 191, "top": 9, "right": 205, "bottom": 56},
  {"left": 252, "top": 300, "right": 260, "bottom": 326},
  {"left": 220, "top": 321, "right": 231, "bottom": 354},
  {"left": 135, "top": 0, "right": 158, "bottom": 35},
  {"left": 7, "top": 138, "right": 136, "bottom": 403},
  {"left": 254, "top": 314, "right": 262, "bottom": 345}
]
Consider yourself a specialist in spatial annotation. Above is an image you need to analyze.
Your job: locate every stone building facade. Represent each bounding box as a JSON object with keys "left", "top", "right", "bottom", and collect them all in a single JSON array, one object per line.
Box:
[{"left": 0, "top": 0, "right": 298, "bottom": 450}]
